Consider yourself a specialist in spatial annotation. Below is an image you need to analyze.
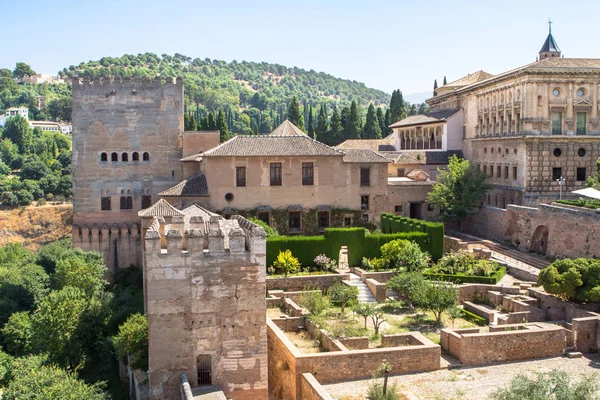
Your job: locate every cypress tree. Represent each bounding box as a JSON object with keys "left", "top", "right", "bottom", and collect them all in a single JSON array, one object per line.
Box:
[
  {"left": 433, "top": 79, "right": 438, "bottom": 93},
  {"left": 287, "top": 96, "right": 305, "bottom": 130},
  {"left": 329, "top": 105, "right": 343, "bottom": 145},
  {"left": 316, "top": 105, "right": 328, "bottom": 142},
  {"left": 377, "top": 107, "right": 386, "bottom": 136},
  {"left": 443, "top": 76, "right": 447, "bottom": 85},
  {"left": 389, "top": 89, "right": 406, "bottom": 124},
  {"left": 207, "top": 112, "right": 216, "bottom": 130},
  {"left": 344, "top": 100, "right": 362, "bottom": 140},
  {"left": 363, "top": 104, "right": 382, "bottom": 139},
  {"left": 217, "top": 110, "right": 229, "bottom": 142},
  {"left": 307, "top": 106, "right": 315, "bottom": 139},
  {"left": 384, "top": 108, "right": 391, "bottom": 134}
]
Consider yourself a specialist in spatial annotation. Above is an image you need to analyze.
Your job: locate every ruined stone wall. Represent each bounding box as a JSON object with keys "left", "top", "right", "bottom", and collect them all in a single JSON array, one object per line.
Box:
[
  {"left": 267, "top": 319, "right": 300, "bottom": 400},
  {"left": 266, "top": 273, "right": 350, "bottom": 292},
  {"left": 300, "top": 373, "right": 333, "bottom": 400},
  {"left": 72, "top": 76, "right": 184, "bottom": 269},
  {"left": 144, "top": 218, "right": 268, "bottom": 400}
]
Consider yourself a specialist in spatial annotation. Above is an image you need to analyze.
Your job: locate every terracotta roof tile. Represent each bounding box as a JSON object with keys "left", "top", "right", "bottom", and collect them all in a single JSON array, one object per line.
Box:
[
  {"left": 443, "top": 71, "right": 495, "bottom": 88},
  {"left": 336, "top": 136, "right": 395, "bottom": 151},
  {"left": 340, "top": 148, "right": 390, "bottom": 163},
  {"left": 203, "top": 135, "right": 343, "bottom": 157},
  {"left": 269, "top": 120, "right": 308, "bottom": 137},
  {"left": 138, "top": 198, "right": 184, "bottom": 217},
  {"left": 389, "top": 109, "right": 461, "bottom": 128},
  {"left": 158, "top": 173, "right": 209, "bottom": 197}
]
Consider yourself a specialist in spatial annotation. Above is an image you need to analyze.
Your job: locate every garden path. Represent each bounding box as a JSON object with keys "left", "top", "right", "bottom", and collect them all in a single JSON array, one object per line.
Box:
[{"left": 348, "top": 273, "right": 377, "bottom": 303}]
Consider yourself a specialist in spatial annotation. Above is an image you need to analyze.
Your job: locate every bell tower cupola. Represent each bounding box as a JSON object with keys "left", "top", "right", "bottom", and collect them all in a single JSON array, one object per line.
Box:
[{"left": 539, "top": 19, "right": 561, "bottom": 60}]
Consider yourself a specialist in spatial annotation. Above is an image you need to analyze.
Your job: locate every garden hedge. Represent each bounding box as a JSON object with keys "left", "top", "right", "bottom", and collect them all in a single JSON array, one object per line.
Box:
[
  {"left": 422, "top": 266, "right": 506, "bottom": 284},
  {"left": 380, "top": 213, "right": 444, "bottom": 261},
  {"left": 266, "top": 228, "right": 429, "bottom": 268}
]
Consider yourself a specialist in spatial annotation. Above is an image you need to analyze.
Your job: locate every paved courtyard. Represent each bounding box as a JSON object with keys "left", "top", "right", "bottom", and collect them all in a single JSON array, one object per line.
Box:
[{"left": 324, "top": 355, "right": 600, "bottom": 400}]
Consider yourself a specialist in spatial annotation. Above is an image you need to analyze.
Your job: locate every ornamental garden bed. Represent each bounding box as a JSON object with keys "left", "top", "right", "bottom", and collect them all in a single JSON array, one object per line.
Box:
[{"left": 423, "top": 251, "right": 506, "bottom": 284}]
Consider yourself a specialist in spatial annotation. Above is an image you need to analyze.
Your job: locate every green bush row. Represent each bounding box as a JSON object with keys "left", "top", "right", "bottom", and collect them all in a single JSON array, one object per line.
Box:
[
  {"left": 266, "top": 228, "right": 429, "bottom": 268},
  {"left": 380, "top": 213, "right": 444, "bottom": 261},
  {"left": 422, "top": 266, "right": 506, "bottom": 284},
  {"left": 460, "top": 309, "right": 488, "bottom": 326}
]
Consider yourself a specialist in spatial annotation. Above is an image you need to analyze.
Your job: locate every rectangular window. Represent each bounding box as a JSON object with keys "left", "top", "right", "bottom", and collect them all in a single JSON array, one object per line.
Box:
[
  {"left": 362, "top": 214, "right": 369, "bottom": 223},
  {"left": 302, "top": 162, "right": 314, "bottom": 185},
  {"left": 361, "top": 195, "right": 369, "bottom": 211},
  {"left": 552, "top": 167, "right": 563, "bottom": 181},
  {"left": 120, "top": 196, "right": 133, "bottom": 210},
  {"left": 397, "top": 168, "right": 405, "bottom": 177},
  {"left": 288, "top": 211, "right": 301, "bottom": 231},
  {"left": 101, "top": 196, "right": 111, "bottom": 211},
  {"left": 317, "top": 211, "right": 330, "bottom": 229},
  {"left": 343, "top": 217, "right": 352, "bottom": 227},
  {"left": 504, "top": 166, "right": 509, "bottom": 179},
  {"left": 577, "top": 112, "right": 587, "bottom": 135},
  {"left": 513, "top": 166, "right": 517, "bottom": 180},
  {"left": 483, "top": 165, "right": 487, "bottom": 175},
  {"left": 258, "top": 211, "right": 270, "bottom": 225},
  {"left": 236, "top": 167, "right": 246, "bottom": 187},
  {"left": 270, "top": 163, "right": 282, "bottom": 186},
  {"left": 141, "top": 195, "right": 152, "bottom": 209},
  {"left": 360, "top": 167, "right": 370, "bottom": 187},
  {"left": 577, "top": 167, "right": 587, "bottom": 182},
  {"left": 496, "top": 166, "right": 501, "bottom": 178},
  {"left": 394, "top": 205, "right": 403, "bottom": 213},
  {"left": 552, "top": 112, "right": 562, "bottom": 135}
]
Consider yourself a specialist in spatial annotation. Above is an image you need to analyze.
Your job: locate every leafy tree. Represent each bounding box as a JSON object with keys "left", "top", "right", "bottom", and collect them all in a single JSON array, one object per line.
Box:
[
  {"left": 427, "top": 155, "right": 493, "bottom": 230},
  {"left": 344, "top": 101, "right": 362, "bottom": 140},
  {"left": 272, "top": 250, "right": 300, "bottom": 277},
  {"left": 353, "top": 303, "right": 373, "bottom": 329},
  {"left": 0, "top": 159, "right": 10, "bottom": 176},
  {"left": 386, "top": 272, "right": 426, "bottom": 310},
  {"left": 0, "top": 262, "right": 49, "bottom": 327},
  {"left": 12, "top": 62, "right": 36, "bottom": 80},
  {"left": 35, "top": 238, "right": 72, "bottom": 274},
  {"left": 287, "top": 96, "right": 305, "bottom": 130},
  {"left": 20, "top": 155, "right": 50, "bottom": 180},
  {"left": 316, "top": 105, "right": 328, "bottom": 142},
  {"left": 492, "top": 370, "right": 600, "bottom": 400},
  {"left": 415, "top": 282, "right": 458, "bottom": 324},
  {"left": 0, "top": 138, "right": 19, "bottom": 166},
  {"left": 0, "top": 349, "right": 13, "bottom": 386},
  {"left": 363, "top": 104, "right": 382, "bottom": 139},
  {"left": 380, "top": 240, "right": 429, "bottom": 272},
  {"left": 3, "top": 115, "right": 33, "bottom": 153},
  {"left": 52, "top": 251, "right": 107, "bottom": 298},
  {"left": 327, "top": 282, "right": 358, "bottom": 313},
  {"left": 298, "top": 290, "right": 330, "bottom": 316},
  {"left": 537, "top": 258, "right": 599, "bottom": 301},
  {"left": 47, "top": 97, "right": 72, "bottom": 122},
  {"left": 112, "top": 313, "right": 148, "bottom": 370},
  {"left": 248, "top": 217, "right": 279, "bottom": 238},
  {"left": 2, "top": 355, "right": 107, "bottom": 400},
  {"left": 2, "top": 312, "right": 34, "bottom": 356}
]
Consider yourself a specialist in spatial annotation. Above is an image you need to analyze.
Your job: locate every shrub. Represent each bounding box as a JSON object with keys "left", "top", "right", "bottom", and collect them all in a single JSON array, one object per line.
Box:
[
  {"left": 112, "top": 313, "right": 148, "bottom": 371},
  {"left": 380, "top": 213, "right": 444, "bottom": 261},
  {"left": 313, "top": 254, "right": 337, "bottom": 272},
  {"left": 491, "top": 370, "right": 600, "bottom": 400},
  {"left": 327, "top": 282, "right": 358, "bottom": 313},
  {"left": 272, "top": 250, "right": 300, "bottom": 277},
  {"left": 460, "top": 309, "right": 487, "bottom": 326},
  {"left": 361, "top": 257, "right": 390, "bottom": 271},
  {"left": 538, "top": 258, "right": 600, "bottom": 302},
  {"left": 431, "top": 251, "right": 499, "bottom": 276},
  {"left": 297, "top": 291, "right": 330, "bottom": 316},
  {"left": 380, "top": 239, "right": 430, "bottom": 272},
  {"left": 386, "top": 272, "right": 426, "bottom": 310},
  {"left": 248, "top": 217, "right": 279, "bottom": 238},
  {"left": 422, "top": 267, "right": 506, "bottom": 285},
  {"left": 414, "top": 281, "right": 458, "bottom": 324}
]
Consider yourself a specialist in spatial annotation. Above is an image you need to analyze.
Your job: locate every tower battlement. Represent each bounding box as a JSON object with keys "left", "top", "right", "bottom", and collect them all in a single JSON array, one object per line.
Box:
[{"left": 72, "top": 75, "right": 183, "bottom": 91}]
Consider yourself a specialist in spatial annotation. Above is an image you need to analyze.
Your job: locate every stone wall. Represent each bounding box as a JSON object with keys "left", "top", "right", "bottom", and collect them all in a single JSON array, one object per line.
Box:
[
  {"left": 441, "top": 323, "right": 566, "bottom": 365},
  {"left": 300, "top": 373, "right": 333, "bottom": 400},
  {"left": 144, "top": 216, "right": 268, "bottom": 400},
  {"left": 267, "top": 273, "right": 350, "bottom": 292}
]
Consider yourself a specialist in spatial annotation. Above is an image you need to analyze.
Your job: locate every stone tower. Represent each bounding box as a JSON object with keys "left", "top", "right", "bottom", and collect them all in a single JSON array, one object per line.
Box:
[
  {"left": 71, "top": 76, "right": 184, "bottom": 278},
  {"left": 539, "top": 20, "right": 561, "bottom": 60},
  {"left": 142, "top": 205, "right": 268, "bottom": 400}
]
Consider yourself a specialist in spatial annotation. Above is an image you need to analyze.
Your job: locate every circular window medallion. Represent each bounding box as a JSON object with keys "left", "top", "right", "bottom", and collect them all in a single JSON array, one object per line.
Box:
[
  {"left": 225, "top": 193, "right": 234, "bottom": 202},
  {"left": 553, "top": 89, "right": 560, "bottom": 97},
  {"left": 578, "top": 89, "right": 585, "bottom": 97},
  {"left": 553, "top": 148, "right": 562, "bottom": 157},
  {"left": 578, "top": 148, "right": 587, "bottom": 157}
]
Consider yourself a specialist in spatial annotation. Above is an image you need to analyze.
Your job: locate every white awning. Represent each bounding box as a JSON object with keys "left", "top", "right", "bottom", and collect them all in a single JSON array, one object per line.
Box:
[{"left": 571, "top": 187, "right": 600, "bottom": 200}]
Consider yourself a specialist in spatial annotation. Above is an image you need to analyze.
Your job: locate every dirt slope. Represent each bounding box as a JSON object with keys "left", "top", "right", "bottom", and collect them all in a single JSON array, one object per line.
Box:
[{"left": 0, "top": 203, "right": 73, "bottom": 250}]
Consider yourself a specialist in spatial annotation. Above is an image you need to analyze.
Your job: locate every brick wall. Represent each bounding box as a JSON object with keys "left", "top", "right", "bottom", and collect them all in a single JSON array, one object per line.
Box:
[
  {"left": 267, "top": 273, "right": 350, "bottom": 292},
  {"left": 300, "top": 373, "right": 333, "bottom": 400}
]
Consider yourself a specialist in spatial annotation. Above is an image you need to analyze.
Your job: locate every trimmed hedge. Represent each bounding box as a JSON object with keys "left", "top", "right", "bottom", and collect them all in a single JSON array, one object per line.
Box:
[
  {"left": 266, "top": 228, "right": 429, "bottom": 268},
  {"left": 461, "top": 309, "right": 488, "bottom": 326},
  {"left": 380, "top": 213, "right": 444, "bottom": 261},
  {"left": 422, "top": 266, "right": 506, "bottom": 284}
]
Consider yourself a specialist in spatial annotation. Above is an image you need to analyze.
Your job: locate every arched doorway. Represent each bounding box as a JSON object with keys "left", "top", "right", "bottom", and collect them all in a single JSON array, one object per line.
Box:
[{"left": 529, "top": 225, "right": 549, "bottom": 255}]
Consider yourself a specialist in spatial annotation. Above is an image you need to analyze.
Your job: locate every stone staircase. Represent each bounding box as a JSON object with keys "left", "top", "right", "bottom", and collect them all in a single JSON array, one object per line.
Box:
[{"left": 347, "top": 273, "right": 377, "bottom": 303}]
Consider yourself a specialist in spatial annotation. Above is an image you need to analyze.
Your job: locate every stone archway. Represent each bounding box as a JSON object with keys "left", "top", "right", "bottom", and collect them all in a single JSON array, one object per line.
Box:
[{"left": 530, "top": 225, "right": 549, "bottom": 255}]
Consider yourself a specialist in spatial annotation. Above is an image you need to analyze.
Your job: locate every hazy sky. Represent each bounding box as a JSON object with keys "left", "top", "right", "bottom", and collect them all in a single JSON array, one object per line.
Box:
[{"left": 1, "top": 0, "right": 596, "bottom": 95}]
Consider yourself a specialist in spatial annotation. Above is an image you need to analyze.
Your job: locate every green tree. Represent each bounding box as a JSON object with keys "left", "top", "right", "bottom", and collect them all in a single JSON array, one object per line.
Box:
[
  {"left": 536, "top": 258, "right": 600, "bottom": 301},
  {"left": 20, "top": 155, "right": 50, "bottom": 180},
  {"left": 287, "top": 96, "right": 305, "bottom": 130},
  {"left": 112, "top": 313, "right": 148, "bottom": 370},
  {"left": 247, "top": 217, "right": 279, "bottom": 238},
  {"left": 363, "top": 104, "right": 382, "bottom": 139},
  {"left": 385, "top": 272, "right": 426, "bottom": 310},
  {"left": 377, "top": 107, "right": 387, "bottom": 137},
  {"left": 427, "top": 155, "right": 493, "bottom": 230},
  {"left": 0, "top": 139, "right": 19, "bottom": 166},
  {"left": 2, "top": 312, "right": 34, "bottom": 356},
  {"left": 0, "top": 262, "right": 49, "bottom": 327},
  {"left": 353, "top": 303, "right": 373, "bottom": 329},
  {"left": 380, "top": 239, "right": 429, "bottom": 272},
  {"left": 443, "top": 76, "right": 448, "bottom": 85},
  {"left": 298, "top": 290, "right": 330, "bottom": 316},
  {"left": 316, "top": 105, "right": 328, "bottom": 142},
  {"left": 344, "top": 100, "right": 362, "bottom": 140},
  {"left": 492, "top": 370, "right": 600, "bottom": 400},
  {"left": 52, "top": 251, "right": 107, "bottom": 298},
  {"left": 207, "top": 111, "right": 216, "bottom": 130},
  {"left": 4, "top": 115, "right": 33, "bottom": 153},
  {"left": 329, "top": 105, "right": 343, "bottom": 145},
  {"left": 327, "top": 282, "right": 359, "bottom": 313},
  {"left": 384, "top": 109, "right": 391, "bottom": 134},
  {"left": 307, "top": 106, "right": 315, "bottom": 139},
  {"left": 272, "top": 250, "right": 300, "bottom": 277},
  {"left": 12, "top": 62, "right": 36, "bottom": 80},
  {"left": 415, "top": 282, "right": 458, "bottom": 324},
  {"left": 389, "top": 90, "right": 406, "bottom": 124},
  {"left": 216, "top": 109, "right": 230, "bottom": 142}
]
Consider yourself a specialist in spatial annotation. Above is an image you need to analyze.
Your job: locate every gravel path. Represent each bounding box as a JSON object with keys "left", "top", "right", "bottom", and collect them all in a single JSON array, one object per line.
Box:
[{"left": 324, "top": 355, "right": 600, "bottom": 400}]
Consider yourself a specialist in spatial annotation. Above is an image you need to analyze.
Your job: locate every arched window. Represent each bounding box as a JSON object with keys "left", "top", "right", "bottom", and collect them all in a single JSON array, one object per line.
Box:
[
  {"left": 122, "top": 152, "right": 128, "bottom": 162},
  {"left": 111, "top": 152, "right": 118, "bottom": 162},
  {"left": 132, "top": 152, "right": 139, "bottom": 161},
  {"left": 143, "top": 152, "right": 150, "bottom": 161},
  {"left": 101, "top": 152, "right": 107, "bottom": 162}
]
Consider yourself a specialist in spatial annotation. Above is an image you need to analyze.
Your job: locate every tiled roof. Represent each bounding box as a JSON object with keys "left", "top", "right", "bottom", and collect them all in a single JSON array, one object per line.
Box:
[
  {"left": 340, "top": 148, "right": 390, "bottom": 163},
  {"left": 269, "top": 120, "right": 308, "bottom": 137},
  {"left": 180, "top": 154, "right": 203, "bottom": 162},
  {"left": 336, "top": 137, "right": 394, "bottom": 151},
  {"left": 425, "top": 150, "right": 463, "bottom": 164},
  {"left": 137, "top": 198, "right": 184, "bottom": 217},
  {"left": 158, "top": 173, "right": 209, "bottom": 197},
  {"left": 378, "top": 151, "right": 424, "bottom": 164},
  {"left": 389, "top": 109, "right": 461, "bottom": 128},
  {"left": 444, "top": 71, "right": 494, "bottom": 88},
  {"left": 202, "top": 135, "right": 343, "bottom": 157}
]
